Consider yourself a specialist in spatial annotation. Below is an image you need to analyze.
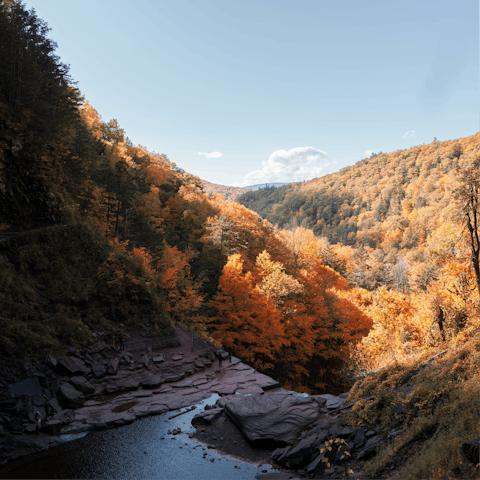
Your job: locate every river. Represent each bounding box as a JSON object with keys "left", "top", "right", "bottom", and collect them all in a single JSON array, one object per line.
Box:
[{"left": 0, "top": 394, "right": 279, "bottom": 480}]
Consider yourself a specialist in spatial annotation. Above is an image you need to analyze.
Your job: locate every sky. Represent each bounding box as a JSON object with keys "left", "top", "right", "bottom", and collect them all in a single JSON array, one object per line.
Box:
[{"left": 28, "top": 0, "right": 478, "bottom": 187}]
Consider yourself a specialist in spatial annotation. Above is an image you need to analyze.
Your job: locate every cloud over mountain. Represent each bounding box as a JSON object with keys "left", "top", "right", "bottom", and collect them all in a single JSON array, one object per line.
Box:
[{"left": 242, "top": 147, "right": 329, "bottom": 186}]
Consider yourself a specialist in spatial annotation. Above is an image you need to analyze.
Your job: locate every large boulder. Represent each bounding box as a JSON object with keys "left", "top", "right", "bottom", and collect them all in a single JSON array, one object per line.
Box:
[
  {"left": 58, "top": 383, "right": 85, "bottom": 409},
  {"left": 57, "top": 356, "right": 90, "bottom": 376},
  {"left": 69, "top": 376, "right": 95, "bottom": 394},
  {"left": 91, "top": 364, "right": 107, "bottom": 379},
  {"left": 223, "top": 393, "right": 320, "bottom": 445}
]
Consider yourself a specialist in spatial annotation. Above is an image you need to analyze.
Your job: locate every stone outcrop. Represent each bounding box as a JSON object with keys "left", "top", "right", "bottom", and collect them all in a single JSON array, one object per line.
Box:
[
  {"left": 57, "top": 357, "right": 90, "bottom": 376},
  {"left": 222, "top": 393, "right": 320, "bottom": 445},
  {"left": 57, "top": 383, "right": 85, "bottom": 409}
]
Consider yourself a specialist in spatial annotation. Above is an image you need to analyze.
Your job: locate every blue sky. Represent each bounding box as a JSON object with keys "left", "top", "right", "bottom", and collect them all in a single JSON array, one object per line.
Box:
[{"left": 29, "top": 0, "right": 478, "bottom": 186}]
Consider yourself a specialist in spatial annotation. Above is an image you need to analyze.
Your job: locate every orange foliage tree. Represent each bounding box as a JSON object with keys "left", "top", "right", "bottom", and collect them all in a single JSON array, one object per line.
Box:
[{"left": 209, "top": 254, "right": 284, "bottom": 372}]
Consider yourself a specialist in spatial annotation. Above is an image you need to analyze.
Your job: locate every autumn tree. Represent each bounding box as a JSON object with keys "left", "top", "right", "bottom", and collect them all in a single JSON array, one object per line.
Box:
[
  {"left": 209, "top": 254, "right": 284, "bottom": 372},
  {"left": 454, "top": 152, "right": 480, "bottom": 306}
]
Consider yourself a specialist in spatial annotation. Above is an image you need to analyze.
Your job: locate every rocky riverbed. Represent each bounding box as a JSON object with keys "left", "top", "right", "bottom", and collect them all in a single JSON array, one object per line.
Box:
[{"left": 0, "top": 324, "right": 437, "bottom": 479}]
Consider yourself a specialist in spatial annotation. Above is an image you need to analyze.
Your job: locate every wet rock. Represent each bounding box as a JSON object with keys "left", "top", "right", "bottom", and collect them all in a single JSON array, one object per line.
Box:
[
  {"left": 69, "top": 376, "right": 95, "bottom": 395},
  {"left": 57, "top": 357, "right": 90, "bottom": 376},
  {"left": 192, "top": 408, "right": 224, "bottom": 425},
  {"left": 223, "top": 393, "right": 320, "bottom": 445},
  {"left": 107, "top": 357, "right": 119, "bottom": 375},
  {"left": 357, "top": 434, "right": 383, "bottom": 460},
  {"left": 91, "top": 365, "right": 106, "bottom": 379},
  {"left": 8, "top": 377, "right": 42, "bottom": 398},
  {"left": 141, "top": 374, "right": 162, "bottom": 389},
  {"left": 58, "top": 383, "right": 85, "bottom": 409},
  {"left": 212, "top": 384, "right": 237, "bottom": 396}
]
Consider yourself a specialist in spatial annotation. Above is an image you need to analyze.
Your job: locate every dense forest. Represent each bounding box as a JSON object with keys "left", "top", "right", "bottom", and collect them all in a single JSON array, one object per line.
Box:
[
  {"left": 0, "top": 0, "right": 373, "bottom": 395},
  {"left": 0, "top": 3, "right": 478, "bottom": 478}
]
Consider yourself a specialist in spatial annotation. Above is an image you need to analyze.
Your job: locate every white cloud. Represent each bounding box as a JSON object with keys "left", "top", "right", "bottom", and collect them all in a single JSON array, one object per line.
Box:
[
  {"left": 364, "top": 149, "right": 374, "bottom": 158},
  {"left": 402, "top": 130, "right": 416, "bottom": 140},
  {"left": 241, "top": 147, "right": 329, "bottom": 186},
  {"left": 198, "top": 151, "right": 223, "bottom": 159}
]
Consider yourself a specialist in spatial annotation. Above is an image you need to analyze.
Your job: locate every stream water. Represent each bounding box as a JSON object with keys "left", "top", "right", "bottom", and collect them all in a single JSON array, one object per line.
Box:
[{"left": 0, "top": 395, "right": 278, "bottom": 480}]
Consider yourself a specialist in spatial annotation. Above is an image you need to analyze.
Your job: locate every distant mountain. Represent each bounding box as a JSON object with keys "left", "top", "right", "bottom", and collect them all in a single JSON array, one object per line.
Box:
[
  {"left": 202, "top": 181, "right": 249, "bottom": 202},
  {"left": 243, "top": 182, "right": 291, "bottom": 190}
]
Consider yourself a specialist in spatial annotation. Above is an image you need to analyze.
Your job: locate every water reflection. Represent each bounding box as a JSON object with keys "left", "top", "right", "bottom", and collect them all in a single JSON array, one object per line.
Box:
[{"left": 0, "top": 395, "right": 277, "bottom": 480}]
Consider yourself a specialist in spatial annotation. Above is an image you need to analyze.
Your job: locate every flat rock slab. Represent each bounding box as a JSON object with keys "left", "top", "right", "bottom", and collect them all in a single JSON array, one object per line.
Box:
[
  {"left": 57, "top": 357, "right": 90, "bottom": 376},
  {"left": 9, "top": 378, "right": 42, "bottom": 398},
  {"left": 223, "top": 393, "right": 320, "bottom": 445},
  {"left": 171, "top": 355, "right": 183, "bottom": 361}
]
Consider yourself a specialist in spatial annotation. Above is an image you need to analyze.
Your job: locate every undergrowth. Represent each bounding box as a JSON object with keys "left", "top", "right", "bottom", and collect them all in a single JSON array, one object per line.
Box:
[
  {"left": 345, "top": 330, "right": 480, "bottom": 479},
  {"left": 0, "top": 222, "right": 174, "bottom": 364}
]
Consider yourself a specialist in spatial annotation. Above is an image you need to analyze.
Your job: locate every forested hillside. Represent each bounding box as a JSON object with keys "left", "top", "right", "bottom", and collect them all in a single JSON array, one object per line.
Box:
[
  {"left": 203, "top": 181, "right": 248, "bottom": 202},
  {"left": 0, "top": 3, "right": 479, "bottom": 478},
  {"left": 0, "top": 1, "right": 372, "bottom": 396}
]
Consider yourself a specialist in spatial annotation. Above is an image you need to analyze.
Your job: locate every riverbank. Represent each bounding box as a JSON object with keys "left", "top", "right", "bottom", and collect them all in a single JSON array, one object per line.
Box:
[{"left": 0, "top": 324, "right": 384, "bottom": 480}]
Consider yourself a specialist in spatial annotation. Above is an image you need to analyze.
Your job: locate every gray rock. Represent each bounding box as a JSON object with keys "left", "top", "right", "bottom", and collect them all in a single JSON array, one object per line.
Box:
[
  {"left": 354, "top": 427, "right": 366, "bottom": 449},
  {"left": 107, "top": 357, "right": 120, "bottom": 375},
  {"left": 357, "top": 434, "right": 383, "bottom": 460},
  {"left": 58, "top": 383, "right": 85, "bottom": 408},
  {"left": 153, "top": 356, "right": 164, "bottom": 364},
  {"left": 57, "top": 357, "right": 90, "bottom": 376},
  {"left": 141, "top": 374, "right": 162, "bottom": 389},
  {"left": 46, "top": 398, "right": 61, "bottom": 416},
  {"left": 171, "top": 354, "right": 183, "bottom": 362},
  {"left": 223, "top": 393, "right": 319, "bottom": 445},
  {"left": 91, "top": 364, "right": 107, "bottom": 379},
  {"left": 285, "top": 434, "right": 318, "bottom": 466},
  {"left": 192, "top": 408, "right": 224, "bottom": 425},
  {"left": 104, "top": 376, "right": 141, "bottom": 394},
  {"left": 141, "top": 354, "right": 149, "bottom": 368},
  {"left": 306, "top": 449, "right": 330, "bottom": 476},
  {"left": 53, "top": 409, "right": 75, "bottom": 424},
  {"left": 69, "top": 376, "right": 95, "bottom": 394}
]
